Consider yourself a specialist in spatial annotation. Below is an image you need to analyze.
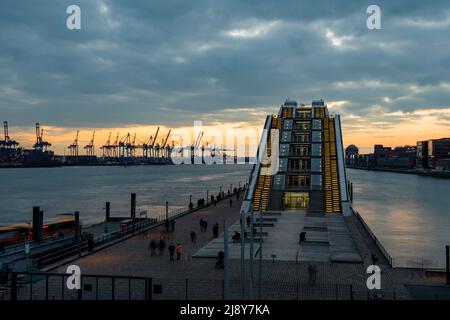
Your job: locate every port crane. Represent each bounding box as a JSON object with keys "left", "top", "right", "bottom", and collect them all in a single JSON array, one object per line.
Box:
[
  {"left": 112, "top": 132, "right": 119, "bottom": 158},
  {"left": 129, "top": 133, "right": 137, "bottom": 158},
  {"left": 141, "top": 126, "right": 160, "bottom": 158},
  {"left": 100, "top": 132, "right": 112, "bottom": 157},
  {"left": 33, "top": 123, "right": 51, "bottom": 152},
  {"left": 68, "top": 130, "right": 79, "bottom": 156},
  {"left": 84, "top": 131, "right": 95, "bottom": 156},
  {"left": 118, "top": 133, "right": 133, "bottom": 159},
  {"left": 161, "top": 129, "right": 172, "bottom": 158},
  {"left": 1, "top": 121, "right": 19, "bottom": 149}
]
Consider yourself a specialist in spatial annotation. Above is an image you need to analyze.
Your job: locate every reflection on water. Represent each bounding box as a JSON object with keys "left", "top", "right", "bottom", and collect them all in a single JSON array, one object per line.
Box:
[
  {"left": 348, "top": 169, "right": 450, "bottom": 268},
  {"left": 0, "top": 165, "right": 251, "bottom": 226}
]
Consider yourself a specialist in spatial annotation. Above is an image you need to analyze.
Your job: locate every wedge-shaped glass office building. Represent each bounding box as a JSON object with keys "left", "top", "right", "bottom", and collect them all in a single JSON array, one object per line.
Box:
[{"left": 248, "top": 99, "right": 349, "bottom": 214}]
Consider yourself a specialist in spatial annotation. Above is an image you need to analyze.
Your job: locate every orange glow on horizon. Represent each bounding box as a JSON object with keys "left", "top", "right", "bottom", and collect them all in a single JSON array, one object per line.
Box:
[{"left": 5, "top": 111, "right": 450, "bottom": 156}]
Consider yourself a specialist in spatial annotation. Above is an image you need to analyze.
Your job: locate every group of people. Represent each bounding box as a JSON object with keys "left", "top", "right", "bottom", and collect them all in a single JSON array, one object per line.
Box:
[
  {"left": 148, "top": 184, "right": 249, "bottom": 266},
  {"left": 148, "top": 237, "right": 183, "bottom": 262},
  {"left": 199, "top": 218, "right": 208, "bottom": 232},
  {"left": 148, "top": 237, "right": 167, "bottom": 256}
]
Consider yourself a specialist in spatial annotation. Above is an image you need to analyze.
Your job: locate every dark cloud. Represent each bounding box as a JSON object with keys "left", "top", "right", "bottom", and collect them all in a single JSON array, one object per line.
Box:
[{"left": 1, "top": 0, "right": 450, "bottom": 129}]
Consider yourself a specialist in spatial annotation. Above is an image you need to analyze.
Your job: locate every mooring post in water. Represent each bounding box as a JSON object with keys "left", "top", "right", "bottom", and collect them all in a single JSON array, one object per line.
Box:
[
  {"left": 446, "top": 245, "right": 449, "bottom": 285},
  {"left": 74, "top": 211, "right": 80, "bottom": 244},
  {"left": 32, "top": 206, "right": 42, "bottom": 242},
  {"left": 131, "top": 193, "right": 136, "bottom": 220},
  {"left": 165, "top": 201, "right": 169, "bottom": 220},
  {"left": 105, "top": 202, "right": 110, "bottom": 222}
]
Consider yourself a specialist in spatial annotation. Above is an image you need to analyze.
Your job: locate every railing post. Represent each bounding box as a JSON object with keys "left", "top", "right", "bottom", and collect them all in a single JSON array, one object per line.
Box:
[
  {"left": 45, "top": 274, "right": 49, "bottom": 301},
  {"left": 112, "top": 277, "right": 115, "bottom": 300},
  {"left": 30, "top": 273, "right": 33, "bottom": 300},
  {"left": 10, "top": 272, "right": 17, "bottom": 301},
  {"left": 147, "top": 278, "right": 153, "bottom": 300},
  {"left": 446, "top": 245, "right": 449, "bottom": 285}
]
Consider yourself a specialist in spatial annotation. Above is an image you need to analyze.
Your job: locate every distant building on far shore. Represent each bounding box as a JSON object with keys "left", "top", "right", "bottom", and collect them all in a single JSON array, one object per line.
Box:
[
  {"left": 345, "top": 145, "right": 359, "bottom": 158},
  {"left": 373, "top": 144, "right": 416, "bottom": 169},
  {"left": 416, "top": 138, "right": 450, "bottom": 169}
]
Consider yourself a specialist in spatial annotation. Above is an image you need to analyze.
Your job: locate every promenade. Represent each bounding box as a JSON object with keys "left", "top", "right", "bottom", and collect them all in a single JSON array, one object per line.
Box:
[{"left": 34, "top": 192, "right": 447, "bottom": 300}]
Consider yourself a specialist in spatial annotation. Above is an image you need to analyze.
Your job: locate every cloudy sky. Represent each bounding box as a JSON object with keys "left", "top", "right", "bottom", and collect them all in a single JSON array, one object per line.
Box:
[{"left": 1, "top": 0, "right": 450, "bottom": 153}]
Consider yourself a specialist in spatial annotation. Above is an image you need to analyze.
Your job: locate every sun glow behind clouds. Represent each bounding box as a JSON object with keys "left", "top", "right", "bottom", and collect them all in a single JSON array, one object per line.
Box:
[{"left": 224, "top": 20, "right": 279, "bottom": 38}]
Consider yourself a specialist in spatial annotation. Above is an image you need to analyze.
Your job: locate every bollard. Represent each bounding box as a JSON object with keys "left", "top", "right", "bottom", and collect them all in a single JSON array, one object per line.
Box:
[
  {"left": 165, "top": 201, "right": 169, "bottom": 220},
  {"left": 32, "top": 206, "right": 41, "bottom": 242},
  {"left": 131, "top": 193, "right": 136, "bottom": 220},
  {"left": 74, "top": 211, "right": 80, "bottom": 244}
]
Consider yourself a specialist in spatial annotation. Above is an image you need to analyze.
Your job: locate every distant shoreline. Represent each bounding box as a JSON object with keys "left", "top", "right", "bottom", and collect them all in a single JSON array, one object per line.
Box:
[{"left": 346, "top": 165, "right": 450, "bottom": 179}]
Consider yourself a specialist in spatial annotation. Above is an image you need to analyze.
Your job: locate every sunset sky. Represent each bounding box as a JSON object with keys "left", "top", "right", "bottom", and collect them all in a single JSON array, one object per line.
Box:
[{"left": 1, "top": 0, "right": 450, "bottom": 155}]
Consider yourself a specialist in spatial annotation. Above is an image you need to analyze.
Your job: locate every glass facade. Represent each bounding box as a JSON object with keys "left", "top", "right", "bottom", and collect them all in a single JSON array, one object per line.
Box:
[
  {"left": 312, "top": 119, "right": 322, "bottom": 130},
  {"left": 311, "top": 174, "right": 322, "bottom": 190},
  {"left": 281, "top": 131, "right": 291, "bottom": 143},
  {"left": 312, "top": 131, "right": 322, "bottom": 143},
  {"left": 311, "top": 158, "right": 322, "bottom": 172},
  {"left": 311, "top": 143, "right": 322, "bottom": 157},
  {"left": 280, "top": 144, "right": 290, "bottom": 157}
]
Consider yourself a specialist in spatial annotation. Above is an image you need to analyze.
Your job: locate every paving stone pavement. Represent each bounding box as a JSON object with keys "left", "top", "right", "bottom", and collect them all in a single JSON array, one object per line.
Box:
[{"left": 49, "top": 195, "right": 446, "bottom": 300}]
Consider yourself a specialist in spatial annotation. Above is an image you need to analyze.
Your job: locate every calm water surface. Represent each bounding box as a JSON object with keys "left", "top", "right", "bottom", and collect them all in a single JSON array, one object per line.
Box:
[
  {"left": 348, "top": 168, "right": 450, "bottom": 267},
  {"left": 0, "top": 165, "right": 251, "bottom": 225}
]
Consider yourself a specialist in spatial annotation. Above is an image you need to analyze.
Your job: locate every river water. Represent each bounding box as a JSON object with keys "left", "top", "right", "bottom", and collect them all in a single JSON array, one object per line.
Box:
[
  {"left": 0, "top": 165, "right": 252, "bottom": 226},
  {"left": 347, "top": 168, "right": 450, "bottom": 268},
  {"left": 1, "top": 166, "right": 449, "bottom": 267}
]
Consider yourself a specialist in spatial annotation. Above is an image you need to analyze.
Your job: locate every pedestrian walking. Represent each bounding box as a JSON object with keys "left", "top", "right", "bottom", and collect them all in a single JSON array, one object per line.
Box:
[
  {"left": 229, "top": 199, "right": 233, "bottom": 207},
  {"left": 200, "top": 218, "right": 204, "bottom": 232},
  {"left": 190, "top": 231, "right": 197, "bottom": 243},
  {"left": 176, "top": 243, "right": 183, "bottom": 260},
  {"left": 213, "top": 222, "right": 219, "bottom": 238},
  {"left": 213, "top": 199, "right": 217, "bottom": 207},
  {"left": 216, "top": 250, "right": 224, "bottom": 269},
  {"left": 158, "top": 238, "right": 166, "bottom": 256},
  {"left": 149, "top": 239, "right": 157, "bottom": 256},
  {"left": 171, "top": 219, "right": 176, "bottom": 232},
  {"left": 203, "top": 219, "right": 208, "bottom": 232},
  {"left": 168, "top": 243, "right": 175, "bottom": 262}
]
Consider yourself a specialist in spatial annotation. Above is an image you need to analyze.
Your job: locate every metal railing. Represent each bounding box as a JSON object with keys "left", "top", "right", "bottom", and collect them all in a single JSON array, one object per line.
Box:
[
  {"left": 1, "top": 234, "right": 74, "bottom": 257},
  {"left": 353, "top": 209, "right": 394, "bottom": 267},
  {"left": 392, "top": 256, "right": 446, "bottom": 270},
  {"left": 9, "top": 272, "right": 412, "bottom": 301}
]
